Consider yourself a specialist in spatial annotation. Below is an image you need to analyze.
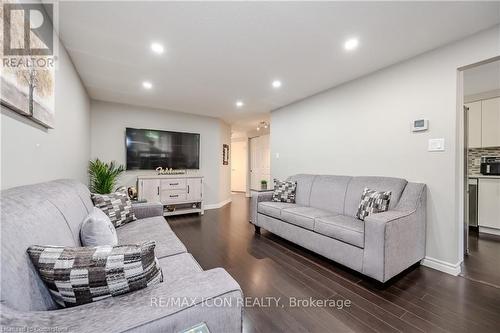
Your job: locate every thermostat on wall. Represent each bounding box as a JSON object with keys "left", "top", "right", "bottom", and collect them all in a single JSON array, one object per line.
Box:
[{"left": 412, "top": 119, "right": 428, "bottom": 132}]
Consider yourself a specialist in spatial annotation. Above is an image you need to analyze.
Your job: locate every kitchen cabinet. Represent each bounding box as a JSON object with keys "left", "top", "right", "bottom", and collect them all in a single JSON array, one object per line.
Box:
[
  {"left": 466, "top": 101, "right": 482, "bottom": 149},
  {"left": 481, "top": 97, "right": 500, "bottom": 147},
  {"left": 478, "top": 178, "right": 500, "bottom": 233}
]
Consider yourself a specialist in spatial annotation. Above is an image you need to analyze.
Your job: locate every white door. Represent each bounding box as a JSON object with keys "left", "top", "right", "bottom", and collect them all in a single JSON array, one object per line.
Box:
[
  {"left": 250, "top": 135, "right": 271, "bottom": 190},
  {"left": 231, "top": 141, "right": 247, "bottom": 192},
  {"left": 139, "top": 179, "right": 160, "bottom": 202}
]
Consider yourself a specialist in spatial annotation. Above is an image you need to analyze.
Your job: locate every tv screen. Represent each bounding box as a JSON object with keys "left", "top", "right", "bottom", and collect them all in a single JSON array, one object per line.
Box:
[{"left": 125, "top": 128, "right": 200, "bottom": 170}]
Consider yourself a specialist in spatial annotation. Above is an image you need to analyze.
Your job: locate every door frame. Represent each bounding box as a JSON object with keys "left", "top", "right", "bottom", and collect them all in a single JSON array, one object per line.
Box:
[{"left": 456, "top": 55, "right": 500, "bottom": 265}]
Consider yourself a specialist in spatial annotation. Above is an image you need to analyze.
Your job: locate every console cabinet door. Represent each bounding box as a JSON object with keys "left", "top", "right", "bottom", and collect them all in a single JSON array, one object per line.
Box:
[
  {"left": 186, "top": 178, "right": 202, "bottom": 201},
  {"left": 139, "top": 179, "right": 160, "bottom": 202}
]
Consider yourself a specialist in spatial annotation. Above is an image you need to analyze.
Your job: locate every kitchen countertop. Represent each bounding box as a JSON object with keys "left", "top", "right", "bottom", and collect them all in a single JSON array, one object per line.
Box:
[{"left": 469, "top": 174, "right": 500, "bottom": 179}]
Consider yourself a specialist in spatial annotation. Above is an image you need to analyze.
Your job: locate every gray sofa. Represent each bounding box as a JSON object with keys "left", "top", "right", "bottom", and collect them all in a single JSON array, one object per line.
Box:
[
  {"left": 251, "top": 174, "right": 426, "bottom": 282},
  {"left": 1, "top": 179, "right": 243, "bottom": 333}
]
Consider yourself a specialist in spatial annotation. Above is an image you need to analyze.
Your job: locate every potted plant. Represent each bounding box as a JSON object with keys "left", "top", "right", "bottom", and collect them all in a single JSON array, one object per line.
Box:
[
  {"left": 88, "top": 159, "right": 125, "bottom": 194},
  {"left": 260, "top": 179, "right": 268, "bottom": 190}
]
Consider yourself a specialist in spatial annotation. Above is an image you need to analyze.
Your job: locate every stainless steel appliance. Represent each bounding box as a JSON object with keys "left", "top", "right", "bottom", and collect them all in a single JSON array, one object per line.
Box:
[{"left": 480, "top": 156, "right": 500, "bottom": 175}]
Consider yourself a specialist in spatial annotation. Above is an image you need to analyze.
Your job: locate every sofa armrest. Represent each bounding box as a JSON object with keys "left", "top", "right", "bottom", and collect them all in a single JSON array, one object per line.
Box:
[
  {"left": 132, "top": 202, "right": 164, "bottom": 219},
  {"left": 1, "top": 268, "right": 243, "bottom": 333},
  {"left": 362, "top": 182, "right": 426, "bottom": 282},
  {"left": 250, "top": 191, "right": 274, "bottom": 224}
]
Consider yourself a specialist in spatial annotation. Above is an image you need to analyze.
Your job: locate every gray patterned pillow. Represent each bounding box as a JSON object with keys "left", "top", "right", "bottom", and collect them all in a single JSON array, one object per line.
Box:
[
  {"left": 272, "top": 179, "right": 297, "bottom": 203},
  {"left": 91, "top": 189, "right": 136, "bottom": 227},
  {"left": 355, "top": 188, "right": 392, "bottom": 221},
  {"left": 27, "top": 241, "right": 163, "bottom": 308}
]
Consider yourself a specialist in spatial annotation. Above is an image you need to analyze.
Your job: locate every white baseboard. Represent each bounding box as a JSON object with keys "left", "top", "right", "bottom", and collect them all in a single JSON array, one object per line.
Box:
[
  {"left": 421, "top": 256, "right": 461, "bottom": 276},
  {"left": 205, "top": 198, "right": 232, "bottom": 210},
  {"left": 479, "top": 226, "right": 500, "bottom": 236}
]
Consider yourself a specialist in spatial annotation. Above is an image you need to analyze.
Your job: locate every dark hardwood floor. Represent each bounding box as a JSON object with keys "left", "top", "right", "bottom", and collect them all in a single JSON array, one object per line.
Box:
[
  {"left": 167, "top": 194, "right": 500, "bottom": 333},
  {"left": 461, "top": 228, "right": 500, "bottom": 288}
]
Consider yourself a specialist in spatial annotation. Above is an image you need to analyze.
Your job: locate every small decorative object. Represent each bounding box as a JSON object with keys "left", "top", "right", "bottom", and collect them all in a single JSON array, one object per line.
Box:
[
  {"left": 192, "top": 203, "right": 197, "bottom": 209},
  {"left": 127, "top": 186, "right": 138, "bottom": 200},
  {"left": 166, "top": 205, "right": 176, "bottom": 212},
  {"left": 88, "top": 159, "right": 124, "bottom": 194},
  {"left": 155, "top": 167, "right": 186, "bottom": 175},
  {"left": 260, "top": 179, "right": 268, "bottom": 190},
  {"left": 222, "top": 144, "right": 229, "bottom": 165}
]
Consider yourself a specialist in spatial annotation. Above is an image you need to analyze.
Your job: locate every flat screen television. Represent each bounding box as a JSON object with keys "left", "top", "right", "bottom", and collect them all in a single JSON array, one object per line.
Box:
[{"left": 125, "top": 128, "right": 200, "bottom": 170}]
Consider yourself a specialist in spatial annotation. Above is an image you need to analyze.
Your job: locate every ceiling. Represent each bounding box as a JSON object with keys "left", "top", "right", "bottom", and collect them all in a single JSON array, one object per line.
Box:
[
  {"left": 464, "top": 60, "right": 500, "bottom": 96},
  {"left": 58, "top": 2, "right": 500, "bottom": 129}
]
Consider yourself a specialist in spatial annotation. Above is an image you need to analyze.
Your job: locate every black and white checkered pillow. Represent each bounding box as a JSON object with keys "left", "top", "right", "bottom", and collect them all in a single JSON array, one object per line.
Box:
[
  {"left": 91, "top": 188, "right": 136, "bottom": 227},
  {"left": 272, "top": 179, "right": 297, "bottom": 203},
  {"left": 355, "top": 188, "right": 392, "bottom": 221},
  {"left": 27, "top": 241, "right": 163, "bottom": 308}
]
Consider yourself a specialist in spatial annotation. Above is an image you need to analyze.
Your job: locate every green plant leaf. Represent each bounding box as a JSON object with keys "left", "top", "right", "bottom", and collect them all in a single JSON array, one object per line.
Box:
[{"left": 88, "top": 158, "right": 125, "bottom": 194}]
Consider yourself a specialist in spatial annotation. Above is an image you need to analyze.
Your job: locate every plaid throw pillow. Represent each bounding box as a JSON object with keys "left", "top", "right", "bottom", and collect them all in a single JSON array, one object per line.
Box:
[
  {"left": 355, "top": 188, "right": 392, "bottom": 221},
  {"left": 27, "top": 241, "right": 163, "bottom": 308},
  {"left": 272, "top": 179, "right": 297, "bottom": 203},
  {"left": 91, "top": 189, "right": 136, "bottom": 227}
]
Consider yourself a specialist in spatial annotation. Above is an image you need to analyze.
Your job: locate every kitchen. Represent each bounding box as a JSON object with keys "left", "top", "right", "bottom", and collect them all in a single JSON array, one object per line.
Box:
[{"left": 463, "top": 59, "right": 500, "bottom": 286}]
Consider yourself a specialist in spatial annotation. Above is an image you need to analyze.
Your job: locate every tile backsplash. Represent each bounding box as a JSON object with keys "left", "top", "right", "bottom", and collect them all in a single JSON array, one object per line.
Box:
[{"left": 468, "top": 147, "right": 500, "bottom": 174}]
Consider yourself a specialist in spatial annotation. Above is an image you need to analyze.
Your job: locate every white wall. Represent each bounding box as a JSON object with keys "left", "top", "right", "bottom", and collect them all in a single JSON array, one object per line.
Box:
[
  {"left": 1, "top": 45, "right": 90, "bottom": 189},
  {"left": 271, "top": 26, "right": 500, "bottom": 268},
  {"left": 90, "top": 100, "right": 231, "bottom": 206}
]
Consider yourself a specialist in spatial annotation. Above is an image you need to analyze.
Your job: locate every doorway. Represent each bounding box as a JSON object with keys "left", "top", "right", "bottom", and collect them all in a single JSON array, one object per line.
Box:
[{"left": 460, "top": 57, "right": 500, "bottom": 287}]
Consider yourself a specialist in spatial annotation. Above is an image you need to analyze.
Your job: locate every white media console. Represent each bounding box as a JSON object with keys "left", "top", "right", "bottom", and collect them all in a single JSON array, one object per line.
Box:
[{"left": 137, "top": 175, "right": 204, "bottom": 216}]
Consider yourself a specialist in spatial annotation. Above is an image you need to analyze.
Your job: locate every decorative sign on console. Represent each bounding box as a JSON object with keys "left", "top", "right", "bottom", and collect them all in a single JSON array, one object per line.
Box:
[
  {"left": 137, "top": 175, "right": 204, "bottom": 216},
  {"left": 155, "top": 167, "right": 186, "bottom": 175}
]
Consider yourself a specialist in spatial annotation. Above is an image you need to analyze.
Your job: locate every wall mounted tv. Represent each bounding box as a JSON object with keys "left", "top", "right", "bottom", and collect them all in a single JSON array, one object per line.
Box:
[{"left": 125, "top": 128, "right": 200, "bottom": 170}]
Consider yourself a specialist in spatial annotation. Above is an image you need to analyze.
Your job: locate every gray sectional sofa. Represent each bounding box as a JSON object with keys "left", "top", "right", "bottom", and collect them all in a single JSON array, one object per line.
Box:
[
  {"left": 251, "top": 174, "right": 426, "bottom": 282},
  {"left": 1, "top": 179, "right": 242, "bottom": 333}
]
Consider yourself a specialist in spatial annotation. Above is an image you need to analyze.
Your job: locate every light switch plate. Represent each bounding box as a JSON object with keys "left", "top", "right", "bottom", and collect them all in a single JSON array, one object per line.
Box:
[{"left": 428, "top": 138, "right": 445, "bottom": 152}]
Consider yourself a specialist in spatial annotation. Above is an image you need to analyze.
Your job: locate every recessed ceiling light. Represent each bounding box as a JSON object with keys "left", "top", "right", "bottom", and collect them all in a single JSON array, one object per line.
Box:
[
  {"left": 151, "top": 42, "right": 164, "bottom": 54},
  {"left": 272, "top": 80, "right": 282, "bottom": 88},
  {"left": 344, "top": 38, "right": 359, "bottom": 51},
  {"left": 142, "top": 81, "right": 153, "bottom": 89},
  {"left": 235, "top": 100, "right": 244, "bottom": 108}
]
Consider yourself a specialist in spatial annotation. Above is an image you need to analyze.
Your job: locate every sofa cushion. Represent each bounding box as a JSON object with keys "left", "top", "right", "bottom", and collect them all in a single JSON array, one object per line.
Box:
[
  {"left": 91, "top": 190, "right": 136, "bottom": 228},
  {"left": 344, "top": 176, "right": 407, "bottom": 216},
  {"left": 80, "top": 207, "right": 118, "bottom": 246},
  {"left": 286, "top": 174, "right": 317, "bottom": 206},
  {"left": 314, "top": 215, "right": 365, "bottom": 248},
  {"left": 309, "top": 175, "right": 352, "bottom": 214},
  {"left": 27, "top": 241, "right": 163, "bottom": 308},
  {"left": 258, "top": 201, "right": 298, "bottom": 219},
  {"left": 116, "top": 217, "right": 187, "bottom": 258},
  {"left": 1, "top": 183, "right": 83, "bottom": 311},
  {"left": 281, "top": 207, "right": 332, "bottom": 230},
  {"left": 355, "top": 188, "right": 392, "bottom": 221},
  {"left": 158, "top": 253, "right": 203, "bottom": 284},
  {"left": 272, "top": 179, "right": 297, "bottom": 203}
]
